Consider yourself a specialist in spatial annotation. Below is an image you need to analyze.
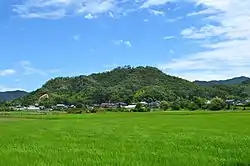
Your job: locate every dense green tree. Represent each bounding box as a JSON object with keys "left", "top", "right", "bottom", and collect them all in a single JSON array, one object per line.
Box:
[
  {"left": 160, "top": 101, "right": 170, "bottom": 111},
  {"left": 193, "top": 97, "right": 207, "bottom": 109},
  {"left": 209, "top": 97, "right": 226, "bottom": 111},
  {"left": 187, "top": 102, "right": 199, "bottom": 111},
  {"left": 170, "top": 101, "right": 181, "bottom": 110}
]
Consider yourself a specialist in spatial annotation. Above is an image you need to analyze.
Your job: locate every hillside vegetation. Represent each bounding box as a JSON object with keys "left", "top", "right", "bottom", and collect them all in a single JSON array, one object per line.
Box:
[{"left": 15, "top": 66, "right": 250, "bottom": 106}]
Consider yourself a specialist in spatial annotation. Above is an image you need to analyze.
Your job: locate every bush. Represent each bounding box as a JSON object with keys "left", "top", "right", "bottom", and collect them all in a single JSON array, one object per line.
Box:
[
  {"left": 245, "top": 102, "right": 250, "bottom": 107},
  {"left": 0, "top": 107, "right": 14, "bottom": 112},
  {"left": 170, "top": 102, "right": 181, "bottom": 110},
  {"left": 160, "top": 101, "right": 170, "bottom": 111},
  {"left": 116, "top": 107, "right": 127, "bottom": 112},
  {"left": 67, "top": 108, "right": 83, "bottom": 114},
  {"left": 132, "top": 103, "right": 150, "bottom": 112},
  {"left": 105, "top": 108, "right": 115, "bottom": 112},
  {"left": 209, "top": 97, "right": 226, "bottom": 111},
  {"left": 187, "top": 102, "right": 199, "bottom": 111},
  {"left": 90, "top": 108, "right": 99, "bottom": 113}
]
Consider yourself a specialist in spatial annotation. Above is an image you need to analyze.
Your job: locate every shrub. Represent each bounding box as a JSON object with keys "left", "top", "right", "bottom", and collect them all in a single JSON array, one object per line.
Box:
[
  {"left": 160, "top": 101, "right": 170, "bottom": 111},
  {"left": 0, "top": 107, "right": 14, "bottom": 112},
  {"left": 105, "top": 108, "right": 115, "bottom": 112},
  {"left": 245, "top": 102, "right": 250, "bottom": 107},
  {"left": 208, "top": 97, "right": 226, "bottom": 111},
  {"left": 67, "top": 108, "right": 83, "bottom": 114},
  {"left": 170, "top": 102, "right": 181, "bottom": 110},
  {"left": 90, "top": 108, "right": 99, "bottom": 113},
  {"left": 187, "top": 102, "right": 199, "bottom": 111},
  {"left": 132, "top": 103, "right": 150, "bottom": 112},
  {"left": 116, "top": 107, "right": 127, "bottom": 112}
]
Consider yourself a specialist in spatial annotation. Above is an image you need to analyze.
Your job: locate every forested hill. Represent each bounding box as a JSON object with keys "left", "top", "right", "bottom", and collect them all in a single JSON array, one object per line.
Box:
[
  {"left": 15, "top": 66, "right": 250, "bottom": 106},
  {"left": 0, "top": 90, "right": 28, "bottom": 101},
  {"left": 194, "top": 76, "right": 250, "bottom": 86}
]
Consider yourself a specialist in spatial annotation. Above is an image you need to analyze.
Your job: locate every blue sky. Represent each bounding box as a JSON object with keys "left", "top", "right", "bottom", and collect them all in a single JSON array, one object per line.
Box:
[{"left": 0, "top": 0, "right": 250, "bottom": 92}]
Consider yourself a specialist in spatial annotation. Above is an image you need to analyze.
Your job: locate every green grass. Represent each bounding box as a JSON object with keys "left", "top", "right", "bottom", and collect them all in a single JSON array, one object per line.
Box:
[{"left": 1, "top": 111, "right": 250, "bottom": 166}]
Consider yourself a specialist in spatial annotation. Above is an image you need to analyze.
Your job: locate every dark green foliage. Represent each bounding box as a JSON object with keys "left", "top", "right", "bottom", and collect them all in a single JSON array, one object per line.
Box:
[
  {"left": 14, "top": 66, "right": 250, "bottom": 107},
  {"left": 16, "top": 66, "right": 206, "bottom": 105},
  {"left": 193, "top": 97, "right": 207, "bottom": 109},
  {"left": 245, "top": 102, "right": 250, "bottom": 107},
  {"left": 67, "top": 108, "right": 84, "bottom": 114},
  {"left": 170, "top": 101, "right": 181, "bottom": 110},
  {"left": 132, "top": 103, "right": 150, "bottom": 112},
  {"left": 0, "top": 107, "right": 14, "bottom": 112},
  {"left": 90, "top": 108, "right": 99, "bottom": 113},
  {"left": 160, "top": 101, "right": 170, "bottom": 111},
  {"left": 187, "top": 102, "right": 199, "bottom": 111},
  {"left": 208, "top": 97, "right": 226, "bottom": 111},
  {"left": 132, "top": 103, "right": 144, "bottom": 112}
]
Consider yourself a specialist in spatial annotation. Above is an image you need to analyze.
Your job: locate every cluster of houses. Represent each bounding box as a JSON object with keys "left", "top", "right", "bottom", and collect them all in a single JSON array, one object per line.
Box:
[
  {"left": 94, "top": 101, "right": 160, "bottom": 109},
  {"left": 12, "top": 101, "right": 161, "bottom": 111},
  {"left": 11, "top": 99, "right": 250, "bottom": 111},
  {"left": 225, "top": 99, "right": 250, "bottom": 106},
  {"left": 13, "top": 104, "right": 75, "bottom": 111}
]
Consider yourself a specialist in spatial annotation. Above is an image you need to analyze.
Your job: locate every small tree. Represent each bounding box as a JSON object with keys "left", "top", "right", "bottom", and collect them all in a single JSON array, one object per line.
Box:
[
  {"left": 132, "top": 103, "right": 150, "bottom": 112},
  {"left": 209, "top": 97, "right": 226, "bottom": 111},
  {"left": 160, "top": 101, "right": 170, "bottom": 111},
  {"left": 133, "top": 103, "right": 144, "bottom": 112},
  {"left": 170, "top": 101, "right": 180, "bottom": 111},
  {"left": 187, "top": 102, "right": 198, "bottom": 111},
  {"left": 193, "top": 97, "right": 206, "bottom": 109}
]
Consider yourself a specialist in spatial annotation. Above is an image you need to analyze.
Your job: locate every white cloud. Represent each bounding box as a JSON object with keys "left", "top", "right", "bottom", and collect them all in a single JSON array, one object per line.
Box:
[
  {"left": 14, "top": 9, "right": 67, "bottom": 19},
  {"left": 187, "top": 8, "right": 220, "bottom": 17},
  {"left": 149, "top": 9, "right": 165, "bottom": 16},
  {"left": 181, "top": 25, "right": 226, "bottom": 39},
  {"left": 108, "top": 12, "right": 114, "bottom": 18},
  {"left": 160, "top": 0, "right": 250, "bottom": 80},
  {"left": 13, "top": 0, "right": 119, "bottom": 19},
  {"left": 113, "top": 40, "right": 132, "bottom": 47},
  {"left": 165, "top": 16, "right": 183, "bottom": 23},
  {"left": 163, "top": 36, "right": 175, "bottom": 40},
  {"left": 0, "top": 69, "right": 16, "bottom": 76},
  {"left": 141, "top": 0, "right": 171, "bottom": 8},
  {"left": 12, "top": 0, "right": 176, "bottom": 19},
  {"left": 143, "top": 19, "right": 149, "bottom": 22},
  {"left": 84, "top": 13, "right": 97, "bottom": 19},
  {"left": 78, "top": 0, "right": 115, "bottom": 14}
]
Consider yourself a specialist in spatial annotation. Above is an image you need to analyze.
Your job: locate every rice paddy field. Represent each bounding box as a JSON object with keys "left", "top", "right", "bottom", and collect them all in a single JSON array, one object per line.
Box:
[{"left": 0, "top": 111, "right": 250, "bottom": 166}]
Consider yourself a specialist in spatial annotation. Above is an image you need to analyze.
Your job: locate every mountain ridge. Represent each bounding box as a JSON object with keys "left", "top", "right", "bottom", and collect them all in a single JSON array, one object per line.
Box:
[
  {"left": 0, "top": 90, "right": 28, "bottom": 102},
  {"left": 194, "top": 76, "right": 250, "bottom": 86}
]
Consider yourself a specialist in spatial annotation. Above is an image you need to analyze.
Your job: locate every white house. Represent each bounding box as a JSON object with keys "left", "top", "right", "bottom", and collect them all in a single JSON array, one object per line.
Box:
[
  {"left": 124, "top": 105, "right": 136, "bottom": 109},
  {"left": 27, "top": 105, "right": 40, "bottom": 111}
]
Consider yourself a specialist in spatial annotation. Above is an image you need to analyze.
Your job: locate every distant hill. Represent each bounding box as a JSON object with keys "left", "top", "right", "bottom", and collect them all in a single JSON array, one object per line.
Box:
[
  {"left": 15, "top": 67, "right": 250, "bottom": 106},
  {"left": 17, "top": 66, "right": 212, "bottom": 105},
  {"left": 0, "top": 90, "right": 28, "bottom": 101},
  {"left": 194, "top": 76, "right": 250, "bottom": 86}
]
